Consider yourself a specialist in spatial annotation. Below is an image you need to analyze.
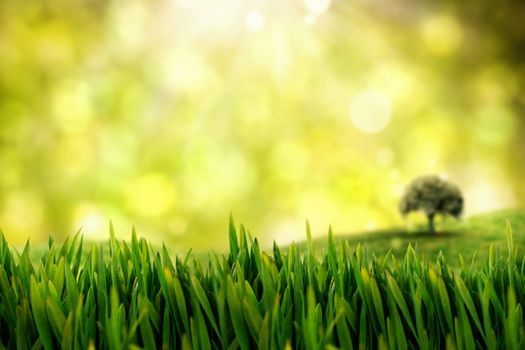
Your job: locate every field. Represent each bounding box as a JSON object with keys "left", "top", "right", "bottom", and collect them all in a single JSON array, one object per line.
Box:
[
  {"left": 307, "top": 209, "right": 525, "bottom": 268},
  {"left": 0, "top": 211, "right": 524, "bottom": 349}
]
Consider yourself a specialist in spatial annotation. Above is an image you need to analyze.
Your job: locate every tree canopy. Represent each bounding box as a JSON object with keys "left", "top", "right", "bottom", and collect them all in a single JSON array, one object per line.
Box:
[{"left": 400, "top": 175, "right": 463, "bottom": 233}]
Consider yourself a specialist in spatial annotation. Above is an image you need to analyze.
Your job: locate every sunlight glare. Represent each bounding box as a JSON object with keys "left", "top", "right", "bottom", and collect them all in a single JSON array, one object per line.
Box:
[
  {"left": 73, "top": 203, "right": 106, "bottom": 240},
  {"left": 269, "top": 219, "right": 303, "bottom": 246},
  {"left": 465, "top": 180, "right": 516, "bottom": 215},
  {"left": 174, "top": 0, "right": 192, "bottom": 8},
  {"left": 376, "top": 148, "right": 394, "bottom": 167},
  {"left": 245, "top": 10, "right": 265, "bottom": 32},
  {"left": 349, "top": 89, "right": 392, "bottom": 134},
  {"left": 367, "top": 221, "right": 377, "bottom": 231},
  {"left": 304, "top": 14, "right": 317, "bottom": 26},
  {"left": 304, "top": 0, "right": 332, "bottom": 15}
]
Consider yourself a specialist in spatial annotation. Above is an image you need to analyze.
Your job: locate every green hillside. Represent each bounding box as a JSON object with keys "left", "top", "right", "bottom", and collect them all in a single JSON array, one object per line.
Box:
[
  {"left": 307, "top": 209, "right": 525, "bottom": 268},
  {"left": 23, "top": 210, "right": 525, "bottom": 268}
]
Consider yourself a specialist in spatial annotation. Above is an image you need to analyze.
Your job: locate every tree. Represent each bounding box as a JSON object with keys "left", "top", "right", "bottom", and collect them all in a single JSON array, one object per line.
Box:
[{"left": 399, "top": 175, "right": 463, "bottom": 234}]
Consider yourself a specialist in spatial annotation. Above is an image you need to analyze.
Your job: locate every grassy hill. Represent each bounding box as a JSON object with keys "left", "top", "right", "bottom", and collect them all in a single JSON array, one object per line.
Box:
[
  {"left": 23, "top": 209, "right": 525, "bottom": 268},
  {"left": 304, "top": 209, "right": 525, "bottom": 268}
]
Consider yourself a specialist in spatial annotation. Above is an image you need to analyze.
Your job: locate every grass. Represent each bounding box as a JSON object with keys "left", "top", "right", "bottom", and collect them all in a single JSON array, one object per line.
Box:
[
  {"left": 0, "top": 215, "right": 524, "bottom": 349},
  {"left": 307, "top": 209, "right": 525, "bottom": 268}
]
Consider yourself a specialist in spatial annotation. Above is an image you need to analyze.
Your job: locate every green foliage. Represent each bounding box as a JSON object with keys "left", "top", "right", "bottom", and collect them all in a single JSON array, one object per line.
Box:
[
  {"left": 400, "top": 175, "right": 464, "bottom": 218},
  {"left": 0, "top": 222, "right": 524, "bottom": 349},
  {"left": 400, "top": 175, "right": 464, "bottom": 233}
]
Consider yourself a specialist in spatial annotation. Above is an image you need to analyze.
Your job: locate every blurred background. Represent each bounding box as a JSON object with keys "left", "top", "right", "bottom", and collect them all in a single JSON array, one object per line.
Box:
[{"left": 0, "top": 0, "right": 524, "bottom": 251}]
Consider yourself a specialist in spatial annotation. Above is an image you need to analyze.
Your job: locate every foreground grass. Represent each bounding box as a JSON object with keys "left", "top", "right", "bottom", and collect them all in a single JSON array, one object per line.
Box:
[{"left": 0, "top": 219, "right": 524, "bottom": 349}]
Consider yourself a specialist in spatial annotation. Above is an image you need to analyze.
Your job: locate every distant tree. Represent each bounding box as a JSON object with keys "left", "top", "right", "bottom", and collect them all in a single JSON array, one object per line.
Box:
[{"left": 399, "top": 175, "right": 463, "bottom": 234}]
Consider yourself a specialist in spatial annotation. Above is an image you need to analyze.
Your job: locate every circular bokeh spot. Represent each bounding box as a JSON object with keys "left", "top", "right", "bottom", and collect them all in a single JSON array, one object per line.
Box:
[{"left": 349, "top": 89, "right": 392, "bottom": 134}]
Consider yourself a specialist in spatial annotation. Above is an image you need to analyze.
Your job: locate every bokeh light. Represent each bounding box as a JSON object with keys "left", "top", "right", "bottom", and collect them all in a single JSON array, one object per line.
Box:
[
  {"left": 0, "top": 0, "right": 524, "bottom": 251},
  {"left": 420, "top": 15, "right": 463, "bottom": 56},
  {"left": 73, "top": 203, "right": 106, "bottom": 241},
  {"left": 245, "top": 10, "right": 265, "bottom": 32},
  {"left": 304, "top": 0, "right": 332, "bottom": 15},
  {"left": 349, "top": 89, "right": 392, "bottom": 134}
]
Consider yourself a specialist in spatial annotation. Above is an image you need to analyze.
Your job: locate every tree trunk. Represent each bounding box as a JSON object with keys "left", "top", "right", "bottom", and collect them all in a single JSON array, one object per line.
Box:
[{"left": 427, "top": 213, "right": 435, "bottom": 234}]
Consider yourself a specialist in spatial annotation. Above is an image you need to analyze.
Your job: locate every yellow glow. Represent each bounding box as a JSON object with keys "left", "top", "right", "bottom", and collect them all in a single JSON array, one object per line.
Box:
[
  {"left": 338, "top": 205, "right": 386, "bottom": 234},
  {"left": 470, "top": 65, "right": 515, "bottom": 104},
  {"left": 475, "top": 105, "right": 514, "bottom": 147},
  {"left": 174, "top": 0, "right": 192, "bottom": 9},
  {"left": 54, "top": 136, "right": 95, "bottom": 177},
  {"left": 376, "top": 148, "right": 394, "bottom": 167},
  {"left": 125, "top": 174, "right": 177, "bottom": 217},
  {"left": 150, "top": 49, "right": 220, "bottom": 93},
  {"left": 108, "top": 0, "right": 147, "bottom": 54},
  {"left": 349, "top": 89, "right": 392, "bottom": 133},
  {"left": 168, "top": 216, "right": 188, "bottom": 236},
  {"left": 52, "top": 81, "right": 93, "bottom": 134},
  {"left": 367, "top": 221, "right": 377, "bottom": 231},
  {"left": 0, "top": 192, "right": 44, "bottom": 244},
  {"left": 181, "top": 147, "right": 254, "bottom": 210},
  {"left": 269, "top": 218, "right": 305, "bottom": 246},
  {"left": 389, "top": 169, "right": 401, "bottom": 182},
  {"left": 464, "top": 179, "right": 516, "bottom": 215},
  {"left": 35, "top": 21, "right": 74, "bottom": 66},
  {"left": 0, "top": 0, "right": 522, "bottom": 249},
  {"left": 392, "top": 183, "right": 404, "bottom": 197},
  {"left": 304, "top": 0, "right": 332, "bottom": 15},
  {"left": 271, "top": 141, "right": 310, "bottom": 183},
  {"left": 439, "top": 173, "right": 449, "bottom": 180},
  {"left": 297, "top": 190, "right": 340, "bottom": 236},
  {"left": 371, "top": 63, "right": 425, "bottom": 112},
  {"left": 304, "top": 14, "right": 317, "bottom": 26},
  {"left": 245, "top": 10, "right": 265, "bottom": 32},
  {"left": 73, "top": 204, "right": 107, "bottom": 240},
  {"left": 421, "top": 15, "right": 463, "bottom": 56}
]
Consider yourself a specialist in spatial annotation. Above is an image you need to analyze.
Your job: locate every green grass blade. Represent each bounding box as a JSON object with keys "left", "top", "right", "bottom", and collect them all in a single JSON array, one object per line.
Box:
[{"left": 29, "top": 276, "right": 54, "bottom": 350}]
